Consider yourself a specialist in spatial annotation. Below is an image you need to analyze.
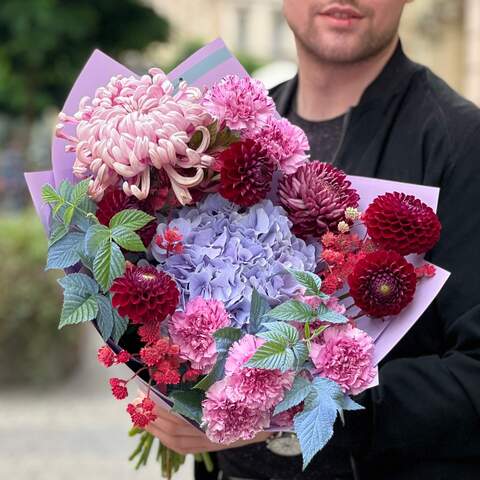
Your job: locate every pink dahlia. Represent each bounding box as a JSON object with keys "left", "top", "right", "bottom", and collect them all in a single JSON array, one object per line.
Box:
[
  {"left": 279, "top": 161, "right": 360, "bottom": 240},
  {"left": 248, "top": 116, "right": 309, "bottom": 174},
  {"left": 224, "top": 334, "right": 294, "bottom": 409},
  {"left": 56, "top": 70, "right": 214, "bottom": 204},
  {"left": 169, "top": 297, "right": 231, "bottom": 373},
  {"left": 203, "top": 75, "right": 275, "bottom": 131},
  {"left": 310, "top": 324, "right": 376, "bottom": 395},
  {"left": 202, "top": 379, "right": 270, "bottom": 444}
]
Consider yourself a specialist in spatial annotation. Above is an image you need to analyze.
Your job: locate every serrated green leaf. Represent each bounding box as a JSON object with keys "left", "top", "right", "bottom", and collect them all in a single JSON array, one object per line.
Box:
[
  {"left": 316, "top": 305, "right": 349, "bottom": 324},
  {"left": 59, "top": 292, "right": 98, "bottom": 329},
  {"left": 58, "top": 180, "right": 73, "bottom": 201},
  {"left": 71, "top": 179, "right": 91, "bottom": 205},
  {"left": 287, "top": 269, "right": 322, "bottom": 296},
  {"left": 78, "top": 251, "right": 94, "bottom": 272},
  {"left": 213, "top": 327, "right": 243, "bottom": 352},
  {"left": 268, "top": 300, "right": 316, "bottom": 323},
  {"left": 258, "top": 322, "right": 299, "bottom": 344},
  {"left": 274, "top": 376, "right": 313, "bottom": 415},
  {"left": 93, "top": 239, "right": 125, "bottom": 291},
  {"left": 48, "top": 223, "right": 69, "bottom": 247},
  {"left": 292, "top": 342, "right": 309, "bottom": 368},
  {"left": 63, "top": 204, "right": 75, "bottom": 226},
  {"left": 170, "top": 390, "right": 205, "bottom": 425},
  {"left": 41, "top": 184, "right": 62, "bottom": 204},
  {"left": 95, "top": 294, "right": 115, "bottom": 340},
  {"left": 248, "top": 289, "right": 271, "bottom": 334},
  {"left": 246, "top": 340, "right": 295, "bottom": 371},
  {"left": 112, "top": 226, "right": 146, "bottom": 252},
  {"left": 46, "top": 231, "right": 84, "bottom": 270},
  {"left": 109, "top": 209, "right": 155, "bottom": 231},
  {"left": 58, "top": 273, "right": 99, "bottom": 295},
  {"left": 338, "top": 396, "right": 364, "bottom": 411},
  {"left": 85, "top": 224, "right": 111, "bottom": 256},
  {"left": 111, "top": 307, "right": 128, "bottom": 344}
]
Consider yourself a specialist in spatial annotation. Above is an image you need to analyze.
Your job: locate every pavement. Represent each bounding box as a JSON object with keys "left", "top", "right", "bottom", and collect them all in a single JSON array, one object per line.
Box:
[{"left": 0, "top": 324, "right": 193, "bottom": 480}]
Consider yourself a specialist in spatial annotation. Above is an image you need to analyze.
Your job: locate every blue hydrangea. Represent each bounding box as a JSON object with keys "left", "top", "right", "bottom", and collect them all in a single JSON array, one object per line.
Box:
[{"left": 151, "top": 194, "right": 319, "bottom": 326}]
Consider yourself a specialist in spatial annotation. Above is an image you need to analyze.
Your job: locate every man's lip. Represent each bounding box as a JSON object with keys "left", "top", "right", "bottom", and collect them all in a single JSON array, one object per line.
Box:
[{"left": 320, "top": 5, "right": 364, "bottom": 19}]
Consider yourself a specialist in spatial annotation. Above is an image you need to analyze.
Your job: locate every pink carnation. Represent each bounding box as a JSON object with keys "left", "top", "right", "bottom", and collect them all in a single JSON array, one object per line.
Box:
[
  {"left": 310, "top": 324, "right": 376, "bottom": 395},
  {"left": 250, "top": 117, "right": 309, "bottom": 174},
  {"left": 203, "top": 75, "right": 275, "bottom": 131},
  {"left": 169, "top": 297, "right": 230, "bottom": 373},
  {"left": 202, "top": 379, "right": 270, "bottom": 444},
  {"left": 224, "top": 334, "right": 294, "bottom": 409}
]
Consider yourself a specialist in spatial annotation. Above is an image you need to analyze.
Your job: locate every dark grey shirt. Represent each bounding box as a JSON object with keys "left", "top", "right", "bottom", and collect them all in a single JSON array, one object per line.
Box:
[{"left": 287, "top": 105, "right": 346, "bottom": 163}]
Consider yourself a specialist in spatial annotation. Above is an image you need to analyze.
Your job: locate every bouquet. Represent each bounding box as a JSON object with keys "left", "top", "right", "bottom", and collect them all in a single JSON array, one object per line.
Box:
[{"left": 25, "top": 40, "right": 450, "bottom": 478}]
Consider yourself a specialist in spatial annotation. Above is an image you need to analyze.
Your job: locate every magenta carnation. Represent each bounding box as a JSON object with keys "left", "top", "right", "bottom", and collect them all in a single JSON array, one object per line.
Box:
[
  {"left": 249, "top": 117, "right": 309, "bottom": 174},
  {"left": 203, "top": 75, "right": 275, "bottom": 131},
  {"left": 310, "top": 325, "right": 376, "bottom": 395},
  {"left": 202, "top": 379, "right": 270, "bottom": 444},
  {"left": 224, "top": 334, "right": 294, "bottom": 409},
  {"left": 169, "top": 297, "right": 230, "bottom": 373}
]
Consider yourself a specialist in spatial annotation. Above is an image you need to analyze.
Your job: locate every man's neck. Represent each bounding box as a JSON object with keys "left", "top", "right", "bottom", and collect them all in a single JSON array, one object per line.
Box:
[{"left": 295, "top": 37, "right": 398, "bottom": 121}]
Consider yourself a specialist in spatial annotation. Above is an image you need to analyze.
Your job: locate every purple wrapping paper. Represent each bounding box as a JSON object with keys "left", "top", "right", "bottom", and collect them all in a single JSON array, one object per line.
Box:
[{"left": 24, "top": 38, "right": 450, "bottom": 393}]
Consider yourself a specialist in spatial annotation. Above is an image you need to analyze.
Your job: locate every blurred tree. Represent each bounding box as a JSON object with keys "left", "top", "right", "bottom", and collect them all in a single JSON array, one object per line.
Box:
[{"left": 0, "top": 0, "right": 169, "bottom": 122}]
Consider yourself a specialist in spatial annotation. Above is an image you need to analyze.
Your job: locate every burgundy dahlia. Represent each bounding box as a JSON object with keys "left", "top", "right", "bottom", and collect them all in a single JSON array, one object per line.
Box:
[
  {"left": 278, "top": 161, "right": 359, "bottom": 240},
  {"left": 363, "top": 192, "right": 441, "bottom": 255},
  {"left": 110, "top": 264, "right": 179, "bottom": 326},
  {"left": 96, "top": 188, "right": 157, "bottom": 247},
  {"left": 348, "top": 250, "right": 417, "bottom": 318},
  {"left": 217, "top": 139, "right": 275, "bottom": 207}
]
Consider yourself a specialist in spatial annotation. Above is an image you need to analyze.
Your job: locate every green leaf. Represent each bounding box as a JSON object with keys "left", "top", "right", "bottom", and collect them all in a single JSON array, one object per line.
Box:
[
  {"left": 109, "top": 209, "right": 155, "bottom": 231},
  {"left": 48, "top": 223, "right": 68, "bottom": 247},
  {"left": 194, "top": 327, "right": 243, "bottom": 391},
  {"left": 46, "top": 231, "right": 84, "bottom": 270},
  {"left": 95, "top": 294, "right": 115, "bottom": 340},
  {"left": 212, "top": 127, "right": 240, "bottom": 149},
  {"left": 58, "top": 180, "right": 74, "bottom": 201},
  {"left": 287, "top": 269, "right": 322, "bottom": 296},
  {"left": 248, "top": 289, "right": 271, "bottom": 334},
  {"left": 170, "top": 390, "right": 205, "bottom": 425},
  {"left": 274, "top": 376, "right": 313, "bottom": 415},
  {"left": 316, "top": 305, "right": 349, "bottom": 324},
  {"left": 111, "top": 307, "right": 129, "bottom": 344},
  {"left": 71, "top": 179, "right": 91, "bottom": 205},
  {"left": 63, "top": 204, "right": 75, "bottom": 226},
  {"left": 268, "top": 300, "right": 316, "bottom": 323},
  {"left": 337, "top": 396, "right": 364, "bottom": 412},
  {"left": 41, "top": 184, "right": 62, "bottom": 204},
  {"left": 58, "top": 273, "right": 99, "bottom": 295},
  {"left": 85, "top": 224, "right": 111, "bottom": 256},
  {"left": 292, "top": 342, "right": 309, "bottom": 368},
  {"left": 112, "top": 226, "right": 146, "bottom": 252},
  {"left": 78, "top": 251, "right": 94, "bottom": 272},
  {"left": 246, "top": 339, "right": 296, "bottom": 371},
  {"left": 59, "top": 291, "right": 99, "bottom": 329},
  {"left": 258, "top": 322, "right": 299, "bottom": 345},
  {"left": 93, "top": 239, "right": 125, "bottom": 291}
]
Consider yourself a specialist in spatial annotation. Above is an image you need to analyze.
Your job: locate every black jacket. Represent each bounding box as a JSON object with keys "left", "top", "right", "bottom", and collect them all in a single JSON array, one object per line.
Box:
[{"left": 215, "top": 42, "right": 480, "bottom": 480}]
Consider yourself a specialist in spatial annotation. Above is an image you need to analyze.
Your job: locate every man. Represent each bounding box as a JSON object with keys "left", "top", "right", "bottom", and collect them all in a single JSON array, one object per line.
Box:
[{"left": 145, "top": 1, "right": 480, "bottom": 479}]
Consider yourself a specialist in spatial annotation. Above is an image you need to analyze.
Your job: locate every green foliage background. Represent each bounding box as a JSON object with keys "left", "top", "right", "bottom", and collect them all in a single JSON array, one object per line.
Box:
[{"left": 0, "top": 210, "right": 82, "bottom": 385}]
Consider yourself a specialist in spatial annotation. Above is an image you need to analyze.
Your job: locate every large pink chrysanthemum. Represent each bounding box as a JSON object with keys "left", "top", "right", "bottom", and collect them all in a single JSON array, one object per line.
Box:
[
  {"left": 203, "top": 75, "right": 276, "bottom": 131},
  {"left": 310, "top": 324, "right": 376, "bottom": 395},
  {"left": 202, "top": 379, "right": 271, "bottom": 444},
  {"left": 56, "top": 69, "right": 214, "bottom": 204},
  {"left": 169, "top": 297, "right": 231, "bottom": 373}
]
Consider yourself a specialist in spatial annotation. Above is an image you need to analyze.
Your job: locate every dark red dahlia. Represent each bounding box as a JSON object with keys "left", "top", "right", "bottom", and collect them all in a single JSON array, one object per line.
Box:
[
  {"left": 96, "top": 188, "right": 157, "bottom": 247},
  {"left": 348, "top": 250, "right": 417, "bottom": 318},
  {"left": 363, "top": 192, "right": 441, "bottom": 255},
  {"left": 110, "top": 264, "right": 179, "bottom": 326},
  {"left": 217, "top": 139, "right": 275, "bottom": 207},
  {"left": 279, "top": 161, "right": 360, "bottom": 240}
]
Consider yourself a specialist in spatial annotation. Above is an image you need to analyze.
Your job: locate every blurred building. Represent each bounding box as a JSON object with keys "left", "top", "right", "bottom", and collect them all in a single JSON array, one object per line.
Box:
[{"left": 148, "top": 0, "right": 480, "bottom": 102}]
